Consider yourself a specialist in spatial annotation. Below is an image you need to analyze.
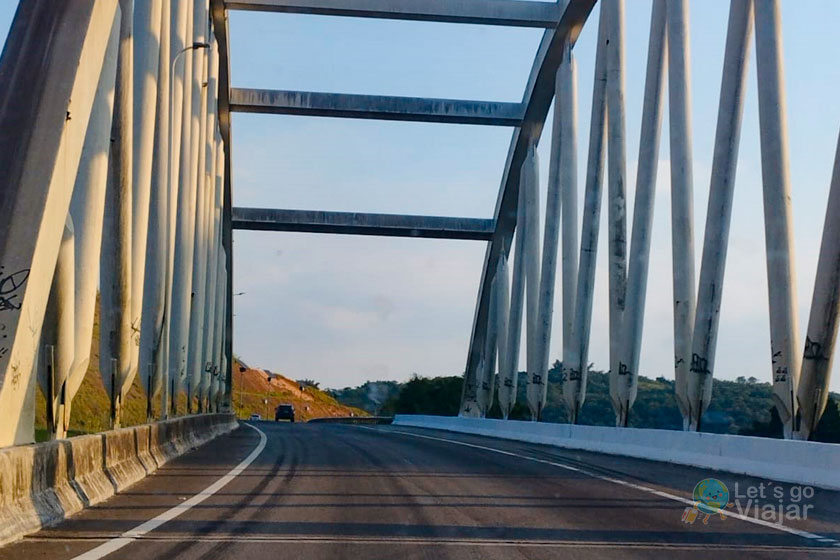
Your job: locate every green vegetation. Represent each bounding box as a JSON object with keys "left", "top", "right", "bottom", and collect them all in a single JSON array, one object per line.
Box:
[
  {"left": 379, "top": 375, "right": 462, "bottom": 416},
  {"left": 327, "top": 381, "right": 401, "bottom": 415},
  {"left": 34, "top": 296, "right": 171, "bottom": 440},
  {"left": 332, "top": 362, "right": 840, "bottom": 442}
]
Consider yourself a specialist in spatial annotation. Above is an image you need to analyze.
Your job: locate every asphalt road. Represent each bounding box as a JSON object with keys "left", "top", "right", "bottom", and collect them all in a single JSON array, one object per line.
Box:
[{"left": 2, "top": 421, "right": 839, "bottom": 559}]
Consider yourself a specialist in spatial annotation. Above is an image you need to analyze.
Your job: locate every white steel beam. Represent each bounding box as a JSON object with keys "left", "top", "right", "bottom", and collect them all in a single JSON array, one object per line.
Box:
[
  {"left": 617, "top": 0, "right": 666, "bottom": 427},
  {"left": 225, "top": 0, "right": 562, "bottom": 27},
  {"left": 688, "top": 0, "right": 753, "bottom": 432},
  {"left": 462, "top": 0, "right": 597, "bottom": 412},
  {"left": 232, "top": 207, "right": 495, "bottom": 240},
  {"left": 100, "top": 0, "right": 134, "bottom": 429},
  {"left": 604, "top": 0, "right": 629, "bottom": 427},
  {"left": 563, "top": 8, "right": 607, "bottom": 424},
  {"left": 230, "top": 88, "right": 524, "bottom": 126},
  {"left": 139, "top": 0, "right": 172, "bottom": 419},
  {"left": 131, "top": 0, "right": 163, "bottom": 391},
  {"left": 754, "top": 0, "right": 800, "bottom": 438},
  {"left": 797, "top": 130, "right": 840, "bottom": 439},
  {"left": 666, "top": 0, "right": 696, "bottom": 431},
  {"left": 0, "top": 0, "right": 119, "bottom": 445}
]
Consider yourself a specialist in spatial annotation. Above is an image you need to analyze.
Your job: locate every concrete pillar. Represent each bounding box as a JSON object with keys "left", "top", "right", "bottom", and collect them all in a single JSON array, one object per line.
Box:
[
  {"left": 67, "top": 19, "right": 120, "bottom": 427},
  {"left": 559, "top": 48, "right": 579, "bottom": 421},
  {"left": 100, "top": 0, "right": 134, "bottom": 429},
  {"left": 666, "top": 0, "right": 697, "bottom": 431},
  {"left": 533, "top": 45, "right": 576, "bottom": 424},
  {"left": 187, "top": 35, "right": 210, "bottom": 412},
  {"left": 139, "top": 0, "right": 172, "bottom": 420},
  {"left": 201, "top": 127, "right": 223, "bottom": 409},
  {"left": 190, "top": 28, "right": 218, "bottom": 411},
  {"left": 493, "top": 255, "right": 511, "bottom": 418},
  {"left": 498, "top": 183, "right": 527, "bottom": 419},
  {"left": 201, "top": 66, "right": 220, "bottom": 408},
  {"left": 618, "top": 0, "right": 667, "bottom": 425},
  {"left": 165, "top": 0, "right": 194, "bottom": 415},
  {"left": 604, "top": 0, "right": 629, "bottom": 426},
  {"left": 754, "top": 0, "right": 800, "bottom": 438},
  {"left": 40, "top": 218, "right": 75, "bottom": 440},
  {"left": 523, "top": 144, "right": 543, "bottom": 420},
  {"left": 689, "top": 0, "right": 753, "bottom": 431},
  {"left": 209, "top": 252, "right": 227, "bottom": 409},
  {"left": 797, "top": 130, "right": 840, "bottom": 439},
  {"left": 564, "top": 8, "right": 607, "bottom": 424},
  {"left": 169, "top": 0, "right": 207, "bottom": 410},
  {"left": 217, "top": 355, "right": 227, "bottom": 412},
  {"left": 161, "top": 318, "right": 172, "bottom": 418},
  {"left": 0, "top": 0, "right": 119, "bottom": 446},
  {"left": 477, "top": 272, "right": 498, "bottom": 417},
  {"left": 201, "top": 99, "right": 217, "bottom": 410},
  {"left": 130, "top": 0, "right": 163, "bottom": 387}
]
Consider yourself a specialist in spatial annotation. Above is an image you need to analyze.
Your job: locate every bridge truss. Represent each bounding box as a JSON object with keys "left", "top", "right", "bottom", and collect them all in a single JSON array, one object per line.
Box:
[{"left": 0, "top": 0, "right": 837, "bottom": 446}]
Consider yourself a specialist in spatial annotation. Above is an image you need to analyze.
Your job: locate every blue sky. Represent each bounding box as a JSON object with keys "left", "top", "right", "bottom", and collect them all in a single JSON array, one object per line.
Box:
[{"left": 1, "top": 1, "right": 839, "bottom": 393}]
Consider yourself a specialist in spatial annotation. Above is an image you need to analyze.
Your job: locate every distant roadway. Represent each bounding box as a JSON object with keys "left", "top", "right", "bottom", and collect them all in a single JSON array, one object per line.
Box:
[{"left": 2, "top": 421, "right": 839, "bottom": 559}]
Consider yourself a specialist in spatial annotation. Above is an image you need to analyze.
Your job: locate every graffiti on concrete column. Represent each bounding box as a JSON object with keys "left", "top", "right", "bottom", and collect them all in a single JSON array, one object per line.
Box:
[{"left": 0, "top": 268, "right": 29, "bottom": 312}]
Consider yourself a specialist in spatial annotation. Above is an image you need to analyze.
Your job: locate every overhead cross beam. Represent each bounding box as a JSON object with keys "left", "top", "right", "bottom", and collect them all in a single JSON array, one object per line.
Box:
[
  {"left": 232, "top": 207, "right": 495, "bottom": 240},
  {"left": 230, "top": 88, "right": 524, "bottom": 126},
  {"left": 224, "top": 0, "right": 562, "bottom": 28}
]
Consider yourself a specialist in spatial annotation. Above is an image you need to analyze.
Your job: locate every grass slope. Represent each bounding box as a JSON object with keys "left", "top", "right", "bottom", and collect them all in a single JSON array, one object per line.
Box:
[
  {"left": 35, "top": 297, "right": 153, "bottom": 438},
  {"left": 34, "top": 297, "right": 363, "bottom": 439}
]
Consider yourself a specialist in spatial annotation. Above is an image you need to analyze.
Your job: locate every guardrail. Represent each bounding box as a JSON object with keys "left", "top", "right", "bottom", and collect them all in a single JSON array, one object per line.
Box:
[
  {"left": 0, "top": 413, "right": 237, "bottom": 547},
  {"left": 307, "top": 416, "right": 393, "bottom": 425},
  {"left": 393, "top": 415, "right": 840, "bottom": 491}
]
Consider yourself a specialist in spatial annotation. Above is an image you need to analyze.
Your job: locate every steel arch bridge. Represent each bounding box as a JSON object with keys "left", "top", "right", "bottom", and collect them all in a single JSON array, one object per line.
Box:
[{"left": 0, "top": 0, "right": 837, "bottom": 448}]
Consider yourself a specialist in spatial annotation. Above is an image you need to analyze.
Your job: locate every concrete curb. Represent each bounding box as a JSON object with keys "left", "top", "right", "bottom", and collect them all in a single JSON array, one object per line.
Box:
[
  {"left": 393, "top": 415, "right": 840, "bottom": 490},
  {"left": 0, "top": 413, "right": 237, "bottom": 547}
]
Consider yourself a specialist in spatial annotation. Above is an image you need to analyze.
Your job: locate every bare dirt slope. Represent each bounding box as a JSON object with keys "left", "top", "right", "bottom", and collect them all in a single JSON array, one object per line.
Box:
[{"left": 232, "top": 360, "right": 368, "bottom": 421}]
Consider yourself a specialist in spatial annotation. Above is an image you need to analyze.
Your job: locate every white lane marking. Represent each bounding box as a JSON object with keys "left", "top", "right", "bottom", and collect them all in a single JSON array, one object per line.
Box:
[
  {"left": 70, "top": 423, "right": 268, "bottom": 560},
  {"left": 361, "top": 426, "right": 840, "bottom": 547}
]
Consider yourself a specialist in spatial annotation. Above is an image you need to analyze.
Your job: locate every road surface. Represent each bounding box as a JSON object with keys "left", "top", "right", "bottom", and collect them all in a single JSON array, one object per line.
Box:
[{"left": 2, "top": 421, "right": 839, "bottom": 559}]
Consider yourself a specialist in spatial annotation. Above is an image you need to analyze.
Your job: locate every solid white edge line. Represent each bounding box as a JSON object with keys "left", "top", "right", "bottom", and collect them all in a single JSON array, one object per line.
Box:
[
  {"left": 359, "top": 426, "right": 839, "bottom": 547},
  {"left": 70, "top": 423, "right": 268, "bottom": 560}
]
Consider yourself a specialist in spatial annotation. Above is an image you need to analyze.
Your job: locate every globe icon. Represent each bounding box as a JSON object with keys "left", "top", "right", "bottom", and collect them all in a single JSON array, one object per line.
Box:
[{"left": 693, "top": 478, "right": 729, "bottom": 515}]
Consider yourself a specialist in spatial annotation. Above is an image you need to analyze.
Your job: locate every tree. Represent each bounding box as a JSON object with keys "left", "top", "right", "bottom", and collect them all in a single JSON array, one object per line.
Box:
[
  {"left": 380, "top": 375, "right": 462, "bottom": 416},
  {"left": 812, "top": 397, "right": 840, "bottom": 443},
  {"left": 298, "top": 379, "right": 320, "bottom": 389},
  {"left": 739, "top": 406, "right": 783, "bottom": 439}
]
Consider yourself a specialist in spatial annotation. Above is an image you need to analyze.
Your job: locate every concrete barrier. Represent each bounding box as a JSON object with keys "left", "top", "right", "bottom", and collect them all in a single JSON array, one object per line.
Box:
[
  {"left": 69, "top": 434, "right": 113, "bottom": 508},
  {"left": 306, "top": 416, "right": 394, "bottom": 425},
  {"left": 0, "top": 413, "right": 237, "bottom": 547},
  {"left": 393, "top": 415, "right": 840, "bottom": 490}
]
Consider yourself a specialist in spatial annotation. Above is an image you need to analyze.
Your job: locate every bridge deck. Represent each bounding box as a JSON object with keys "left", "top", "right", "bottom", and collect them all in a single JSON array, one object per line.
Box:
[{"left": 3, "top": 423, "right": 839, "bottom": 559}]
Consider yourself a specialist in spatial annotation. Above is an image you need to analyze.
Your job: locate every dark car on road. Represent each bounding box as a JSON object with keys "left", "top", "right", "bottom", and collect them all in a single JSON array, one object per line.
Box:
[{"left": 275, "top": 404, "right": 295, "bottom": 422}]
